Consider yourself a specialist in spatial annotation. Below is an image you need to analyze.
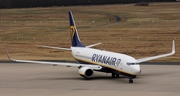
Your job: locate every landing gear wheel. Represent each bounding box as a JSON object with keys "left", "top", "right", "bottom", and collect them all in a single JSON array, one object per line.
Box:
[
  {"left": 116, "top": 74, "right": 119, "bottom": 78},
  {"left": 133, "top": 76, "right": 136, "bottom": 78},
  {"left": 112, "top": 73, "right": 116, "bottom": 78},
  {"left": 129, "top": 77, "right": 133, "bottom": 83},
  {"left": 112, "top": 73, "right": 119, "bottom": 78},
  {"left": 129, "top": 79, "right": 133, "bottom": 83}
]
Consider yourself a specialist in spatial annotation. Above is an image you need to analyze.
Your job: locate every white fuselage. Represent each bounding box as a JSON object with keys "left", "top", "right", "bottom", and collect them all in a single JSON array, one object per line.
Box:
[{"left": 71, "top": 47, "right": 141, "bottom": 76}]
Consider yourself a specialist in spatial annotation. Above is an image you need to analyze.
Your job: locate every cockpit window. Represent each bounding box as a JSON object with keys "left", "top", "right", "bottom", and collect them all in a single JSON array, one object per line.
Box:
[{"left": 127, "top": 62, "right": 139, "bottom": 65}]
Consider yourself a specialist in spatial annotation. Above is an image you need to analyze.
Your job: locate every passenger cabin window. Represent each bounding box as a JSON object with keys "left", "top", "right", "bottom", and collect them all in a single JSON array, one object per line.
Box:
[{"left": 127, "top": 62, "right": 139, "bottom": 65}]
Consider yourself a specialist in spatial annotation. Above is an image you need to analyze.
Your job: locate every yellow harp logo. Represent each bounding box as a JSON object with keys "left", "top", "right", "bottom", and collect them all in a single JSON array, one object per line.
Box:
[{"left": 70, "top": 26, "right": 75, "bottom": 38}]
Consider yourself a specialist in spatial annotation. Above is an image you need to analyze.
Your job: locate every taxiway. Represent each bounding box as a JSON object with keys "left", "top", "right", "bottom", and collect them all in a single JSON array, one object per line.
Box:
[{"left": 0, "top": 63, "right": 180, "bottom": 96}]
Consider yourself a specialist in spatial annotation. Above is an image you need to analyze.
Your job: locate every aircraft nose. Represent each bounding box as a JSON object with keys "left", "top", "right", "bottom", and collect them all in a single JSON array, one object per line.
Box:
[{"left": 132, "top": 65, "right": 141, "bottom": 75}]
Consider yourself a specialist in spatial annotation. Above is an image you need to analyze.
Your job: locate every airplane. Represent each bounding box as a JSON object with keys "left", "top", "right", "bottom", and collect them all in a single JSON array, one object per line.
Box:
[{"left": 6, "top": 11, "right": 175, "bottom": 83}]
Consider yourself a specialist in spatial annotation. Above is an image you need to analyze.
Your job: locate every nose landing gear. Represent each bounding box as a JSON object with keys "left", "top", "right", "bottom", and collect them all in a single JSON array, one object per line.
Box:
[{"left": 129, "top": 77, "right": 133, "bottom": 83}]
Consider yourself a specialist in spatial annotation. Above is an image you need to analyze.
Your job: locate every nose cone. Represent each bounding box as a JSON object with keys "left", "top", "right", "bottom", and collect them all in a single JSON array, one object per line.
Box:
[{"left": 132, "top": 65, "right": 141, "bottom": 75}]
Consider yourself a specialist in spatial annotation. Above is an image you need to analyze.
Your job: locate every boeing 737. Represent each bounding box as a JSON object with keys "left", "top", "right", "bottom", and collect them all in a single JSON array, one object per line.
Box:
[{"left": 6, "top": 11, "right": 175, "bottom": 83}]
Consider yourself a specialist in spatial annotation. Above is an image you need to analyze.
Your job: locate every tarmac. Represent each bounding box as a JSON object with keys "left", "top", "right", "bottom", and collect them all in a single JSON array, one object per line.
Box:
[{"left": 0, "top": 63, "right": 180, "bottom": 96}]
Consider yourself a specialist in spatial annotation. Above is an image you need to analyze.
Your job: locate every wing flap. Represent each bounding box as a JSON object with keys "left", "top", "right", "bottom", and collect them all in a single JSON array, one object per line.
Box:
[{"left": 14, "top": 60, "right": 101, "bottom": 70}]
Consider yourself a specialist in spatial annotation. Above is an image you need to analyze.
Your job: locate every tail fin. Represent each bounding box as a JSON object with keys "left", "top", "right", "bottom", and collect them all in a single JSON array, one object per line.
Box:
[{"left": 69, "top": 11, "right": 85, "bottom": 47}]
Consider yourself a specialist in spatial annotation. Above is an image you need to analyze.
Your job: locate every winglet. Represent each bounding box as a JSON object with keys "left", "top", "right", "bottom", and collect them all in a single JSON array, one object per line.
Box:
[
  {"left": 172, "top": 40, "right": 175, "bottom": 54},
  {"left": 5, "top": 48, "right": 14, "bottom": 61}
]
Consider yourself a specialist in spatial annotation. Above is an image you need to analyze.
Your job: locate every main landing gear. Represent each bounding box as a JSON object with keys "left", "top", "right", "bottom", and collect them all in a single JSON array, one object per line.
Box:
[
  {"left": 112, "top": 73, "right": 119, "bottom": 78},
  {"left": 111, "top": 73, "right": 134, "bottom": 83}
]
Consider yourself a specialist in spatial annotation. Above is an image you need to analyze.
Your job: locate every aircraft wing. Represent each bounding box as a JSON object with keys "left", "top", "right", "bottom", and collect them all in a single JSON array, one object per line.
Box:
[
  {"left": 5, "top": 49, "right": 102, "bottom": 70},
  {"left": 136, "top": 40, "right": 175, "bottom": 63}
]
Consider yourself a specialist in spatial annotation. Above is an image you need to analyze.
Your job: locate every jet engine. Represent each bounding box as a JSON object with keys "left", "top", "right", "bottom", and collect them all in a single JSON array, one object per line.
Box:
[{"left": 78, "top": 67, "right": 94, "bottom": 79}]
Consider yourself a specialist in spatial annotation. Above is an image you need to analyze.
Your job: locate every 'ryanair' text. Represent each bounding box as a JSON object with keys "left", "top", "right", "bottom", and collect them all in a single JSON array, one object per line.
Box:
[{"left": 92, "top": 54, "right": 121, "bottom": 67}]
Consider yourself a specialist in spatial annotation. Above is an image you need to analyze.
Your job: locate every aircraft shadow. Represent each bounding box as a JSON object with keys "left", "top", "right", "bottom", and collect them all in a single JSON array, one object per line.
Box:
[
  {"left": 140, "top": 71, "right": 173, "bottom": 77},
  {"left": 34, "top": 76, "right": 129, "bottom": 81}
]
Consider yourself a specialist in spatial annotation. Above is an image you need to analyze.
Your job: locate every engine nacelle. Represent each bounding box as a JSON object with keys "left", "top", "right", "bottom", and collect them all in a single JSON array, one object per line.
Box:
[{"left": 78, "top": 67, "right": 94, "bottom": 79}]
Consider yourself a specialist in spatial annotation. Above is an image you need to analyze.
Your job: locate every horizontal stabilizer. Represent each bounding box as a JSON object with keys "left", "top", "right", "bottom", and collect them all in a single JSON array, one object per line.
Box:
[
  {"left": 36, "top": 45, "right": 71, "bottom": 51},
  {"left": 86, "top": 42, "right": 102, "bottom": 48}
]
